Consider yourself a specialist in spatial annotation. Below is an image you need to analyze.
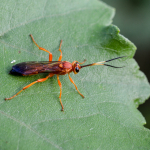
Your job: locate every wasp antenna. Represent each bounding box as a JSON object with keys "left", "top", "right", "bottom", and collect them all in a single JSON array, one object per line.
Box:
[
  {"left": 104, "top": 64, "right": 125, "bottom": 68},
  {"left": 104, "top": 56, "right": 126, "bottom": 68},
  {"left": 81, "top": 56, "right": 126, "bottom": 68},
  {"left": 105, "top": 56, "right": 126, "bottom": 63}
]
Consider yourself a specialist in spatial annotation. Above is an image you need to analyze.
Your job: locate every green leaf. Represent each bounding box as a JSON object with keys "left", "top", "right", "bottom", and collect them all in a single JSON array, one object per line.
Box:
[{"left": 0, "top": 0, "right": 150, "bottom": 149}]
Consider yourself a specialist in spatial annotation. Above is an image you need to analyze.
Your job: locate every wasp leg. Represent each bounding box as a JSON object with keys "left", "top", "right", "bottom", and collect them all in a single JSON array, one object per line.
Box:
[
  {"left": 58, "top": 40, "right": 63, "bottom": 61},
  {"left": 5, "top": 73, "right": 54, "bottom": 100},
  {"left": 68, "top": 73, "right": 84, "bottom": 98},
  {"left": 57, "top": 75, "right": 64, "bottom": 111},
  {"left": 29, "top": 34, "right": 53, "bottom": 61}
]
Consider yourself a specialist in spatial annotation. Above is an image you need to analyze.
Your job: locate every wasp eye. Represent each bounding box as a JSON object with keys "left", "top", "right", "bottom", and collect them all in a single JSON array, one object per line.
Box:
[{"left": 75, "top": 67, "right": 79, "bottom": 73}]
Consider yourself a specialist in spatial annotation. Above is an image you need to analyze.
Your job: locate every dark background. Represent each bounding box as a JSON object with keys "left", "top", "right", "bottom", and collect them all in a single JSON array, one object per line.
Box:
[{"left": 103, "top": 0, "right": 150, "bottom": 129}]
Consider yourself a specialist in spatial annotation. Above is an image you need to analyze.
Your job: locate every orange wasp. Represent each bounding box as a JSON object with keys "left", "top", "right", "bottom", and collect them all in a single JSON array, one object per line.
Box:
[{"left": 5, "top": 34, "right": 125, "bottom": 111}]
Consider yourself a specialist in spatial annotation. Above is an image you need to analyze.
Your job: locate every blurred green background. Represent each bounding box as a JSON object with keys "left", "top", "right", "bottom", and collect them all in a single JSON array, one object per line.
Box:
[{"left": 103, "top": 0, "right": 150, "bottom": 129}]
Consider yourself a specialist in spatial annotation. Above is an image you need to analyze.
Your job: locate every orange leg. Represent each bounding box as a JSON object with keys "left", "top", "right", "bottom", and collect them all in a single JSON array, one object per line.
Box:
[
  {"left": 5, "top": 74, "right": 54, "bottom": 100},
  {"left": 57, "top": 75, "right": 64, "bottom": 111},
  {"left": 58, "top": 40, "right": 63, "bottom": 61},
  {"left": 30, "top": 34, "right": 53, "bottom": 61},
  {"left": 68, "top": 73, "right": 84, "bottom": 98}
]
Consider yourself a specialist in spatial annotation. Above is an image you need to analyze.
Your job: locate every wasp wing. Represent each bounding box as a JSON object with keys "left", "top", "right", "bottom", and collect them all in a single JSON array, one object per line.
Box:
[{"left": 10, "top": 61, "right": 64, "bottom": 76}]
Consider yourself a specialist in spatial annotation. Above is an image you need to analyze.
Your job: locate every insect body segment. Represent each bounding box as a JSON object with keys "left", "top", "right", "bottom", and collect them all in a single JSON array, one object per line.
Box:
[
  {"left": 5, "top": 34, "right": 125, "bottom": 111},
  {"left": 10, "top": 61, "right": 73, "bottom": 76}
]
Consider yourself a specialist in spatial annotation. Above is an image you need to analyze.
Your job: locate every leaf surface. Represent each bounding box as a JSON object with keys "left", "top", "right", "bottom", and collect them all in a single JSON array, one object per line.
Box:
[{"left": 0, "top": 0, "right": 150, "bottom": 149}]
